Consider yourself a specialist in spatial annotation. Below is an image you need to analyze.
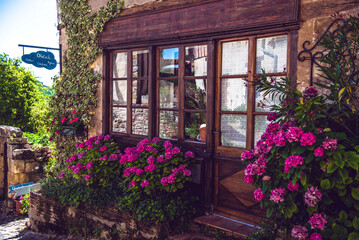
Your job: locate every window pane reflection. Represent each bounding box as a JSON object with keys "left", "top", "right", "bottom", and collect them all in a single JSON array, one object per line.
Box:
[
  {"left": 185, "top": 112, "right": 206, "bottom": 141},
  {"left": 159, "top": 48, "right": 179, "bottom": 77},
  {"left": 159, "top": 111, "right": 178, "bottom": 139},
  {"left": 132, "top": 80, "right": 148, "bottom": 107},
  {"left": 113, "top": 52, "right": 127, "bottom": 78},
  {"left": 255, "top": 76, "right": 284, "bottom": 112},
  {"left": 254, "top": 115, "right": 270, "bottom": 145},
  {"left": 113, "top": 80, "right": 127, "bottom": 105},
  {"left": 133, "top": 50, "right": 149, "bottom": 77},
  {"left": 221, "top": 78, "right": 247, "bottom": 111},
  {"left": 112, "top": 107, "right": 127, "bottom": 133},
  {"left": 256, "top": 35, "right": 287, "bottom": 73},
  {"left": 159, "top": 80, "right": 178, "bottom": 108},
  {"left": 185, "top": 45, "right": 207, "bottom": 76},
  {"left": 222, "top": 40, "right": 248, "bottom": 75},
  {"left": 132, "top": 109, "right": 148, "bottom": 135},
  {"left": 185, "top": 79, "right": 206, "bottom": 110},
  {"left": 221, "top": 114, "right": 246, "bottom": 148}
]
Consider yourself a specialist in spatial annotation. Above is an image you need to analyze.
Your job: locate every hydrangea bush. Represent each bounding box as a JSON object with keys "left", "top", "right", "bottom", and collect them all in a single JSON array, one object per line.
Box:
[{"left": 60, "top": 134, "right": 122, "bottom": 187}]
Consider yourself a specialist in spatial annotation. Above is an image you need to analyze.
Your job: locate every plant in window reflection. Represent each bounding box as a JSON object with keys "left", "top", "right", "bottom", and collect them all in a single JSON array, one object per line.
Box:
[
  {"left": 49, "top": 109, "right": 85, "bottom": 138},
  {"left": 243, "top": 16, "right": 359, "bottom": 240}
]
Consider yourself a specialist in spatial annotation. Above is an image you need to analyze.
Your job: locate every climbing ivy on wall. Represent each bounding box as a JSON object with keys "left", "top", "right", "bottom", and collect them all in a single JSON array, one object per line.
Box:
[{"left": 49, "top": 0, "right": 124, "bottom": 165}]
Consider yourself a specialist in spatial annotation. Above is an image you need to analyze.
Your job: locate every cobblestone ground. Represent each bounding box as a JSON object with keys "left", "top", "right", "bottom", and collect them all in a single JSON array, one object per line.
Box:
[{"left": 0, "top": 213, "right": 72, "bottom": 240}]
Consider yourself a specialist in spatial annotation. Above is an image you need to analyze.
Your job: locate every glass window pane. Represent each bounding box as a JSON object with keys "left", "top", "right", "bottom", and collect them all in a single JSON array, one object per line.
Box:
[
  {"left": 159, "top": 111, "right": 178, "bottom": 139},
  {"left": 159, "top": 80, "right": 178, "bottom": 108},
  {"left": 255, "top": 76, "right": 284, "bottom": 112},
  {"left": 185, "top": 45, "right": 207, "bottom": 76},
  {"left": 221, "top": 114, "right": 246, "bottom": 148},
  {"left": 133, "top": 50, "right": 149, "bottom": 77},
  {"left": 222, "top": 40, "right": 248, "bottom": 75},
  {"left": 113, "top": 52, "right": 127, "bottom": 78},
  {"left": 112, "top": 107, "right": 127, "bottom": 133},
  {"left": 113, "top": 80, "right": 127, "bottom": 105},
  {"left": 185, "top": 79, "right": 206, "bottom": 110},
  {"left": 159, "top": 48, "right": 179, "bottom": 77},
  {"left": 256, "top": 35, "right": 287, "bottom": 73},
  {"left": 184, "top": 112, "right": 206, "bottom": 141},
  {"left": 132, "top": 80, "right": 148, "bottom": 107},
  {"left": 221, "top": 78, "right": 247, "bottom": 111},
  {"left": 132, "top": 109, "right": 148, "bottom": 135},
  {"left": 255, "top": 115, "right": 270, "bottom": 145}
]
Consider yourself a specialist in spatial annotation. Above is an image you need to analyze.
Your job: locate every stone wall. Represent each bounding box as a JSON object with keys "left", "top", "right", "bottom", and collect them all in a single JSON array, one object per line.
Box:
[
  {"left": 0, "top": 126, "right": 49, "bottom": 199},
  {"left": 30, "top": 191, "right": 165, "bottom": 239}
]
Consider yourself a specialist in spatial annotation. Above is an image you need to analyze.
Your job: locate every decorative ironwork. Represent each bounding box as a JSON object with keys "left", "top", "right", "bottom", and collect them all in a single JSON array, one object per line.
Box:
[{"left": 297, "top": 18, "right": 348, "bottom": 85}]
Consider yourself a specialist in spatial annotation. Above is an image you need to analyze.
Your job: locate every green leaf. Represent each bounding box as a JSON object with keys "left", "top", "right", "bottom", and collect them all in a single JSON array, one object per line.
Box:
[
  {"left": 301, "top": 173, "right": 307, "bottom": 186},
  {"left": 348, "top": 232, "right": 359, "bottom": 240},
  {"left": 348, "top": 161, "right": 359, "bottom": 170},
  {"left": 351, "top": 188, "right": 359, "bottom": 200},
  {"left": 327, "top": 164, "right": 338, "bottom": 173},
  {"left": 333, "top": 151, "right": 342, "bottom": 161},
  {"left": 338, "top": 210, "right": 348, "bottom": 222},
  {"left": 287, "top": 201, "right": 297, "bottom": 213},
  {"left": 266, "top": 208, "right": 274, "bottom": 218},
  {"left": 321, "top": 179, "right": 331, "bottom": 190},
  {"left": 353, "top": 217, "right": 359, "bottom": 230}
]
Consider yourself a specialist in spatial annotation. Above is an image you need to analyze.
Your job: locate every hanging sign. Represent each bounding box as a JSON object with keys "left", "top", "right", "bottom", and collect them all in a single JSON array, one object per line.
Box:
[{"left": 22, "top": 51, "right": 57, "bottom": 70}]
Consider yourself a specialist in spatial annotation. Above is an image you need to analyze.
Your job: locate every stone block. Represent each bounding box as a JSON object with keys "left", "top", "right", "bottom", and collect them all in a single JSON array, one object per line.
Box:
[
  {"left": 7, "top": 158, "right": 25, "bottom": 174},
  {"left": 0, "top": 156, "right": 4, "bottom": 170},
  {"left": 7, "top": 137, "right": 28, "bottom": 145},
  {"left": 0, "top": 125, "right": 23, "bottom": 138},
  {"left": 0, "top": 171, "right": 4, "bottom": 188},
  {"left": 7, "top": 172, "right": 30, "bottom": 187},
  {"left": 7, "top": 144, "right": 24, "bottom": 155},
  {"left": 13, "top": 149, "right": 35, "bottom": 160},
  {"left": 25, "top": 161, "right": 40, "bottom": 173}
]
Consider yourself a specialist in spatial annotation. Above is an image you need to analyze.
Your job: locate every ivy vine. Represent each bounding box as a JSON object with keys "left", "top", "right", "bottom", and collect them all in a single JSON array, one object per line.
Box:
[{"left": 49, "top": 0, "right": 124, "bottom": 165}]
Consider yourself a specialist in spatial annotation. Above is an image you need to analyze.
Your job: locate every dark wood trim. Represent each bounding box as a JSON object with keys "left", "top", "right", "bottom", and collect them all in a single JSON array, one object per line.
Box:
[
  {"left": 178, "top": 45, "right": 185, "bottom": 141},
  {"left": 220, "top": 74, "right": 249, "bottom": 79},
  {"left": 206, "top": 40, "right": 215, "bottom": 154},
  {"left": 183, "top": 109, "right": 207, "bottom": 113},
  {"left": 102, "top": 50, "right": 110, "bottom": 134},
  {"left": 247, "top": 37, "right": 256, "bottom": 149},
  {"left": 148, "top": 46, "right": 156, "bottom": 139},
  {"left": 183, "top": 76, "right": 207, "bottom": 80},
  {"left": 126, "top": 50, "right": 132, "bottom": 134},
  {"left": 288, "top": 30, "right": 298, "bottom": 83}
]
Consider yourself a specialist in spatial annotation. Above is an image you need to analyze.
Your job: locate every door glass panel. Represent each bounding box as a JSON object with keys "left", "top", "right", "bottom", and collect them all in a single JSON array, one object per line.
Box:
[
  {"left": 113, "top": 52, "right": 127, "bottom": 78},
  {"left": 221, "top": 114, "right": 246, "bottom": 148},
  {"left": 185, "top": 79, "right": 207, "bottom": 110},
  {"left": 254, "top": 115, "right": 270, "bottom": 145},
  {"left": 132, "top": 80, "right": 148, "bottom": 107},
  {"left": 132, "top": 109, "right": 148, "bottom": 135},
  {"left": 222, "top": 40, "right": 248, "bottom": 75},
  {"left": 159, "top": 110, "right": 178, "bottom": 139},
  {"left": 113, "top": 80, "right": 127, "bottom": 105},
  {"left": 112, "top": 107, "right": 127, "bottom": 133},
  {"left": 159, "top": 48, "right": 179, "bottom": 77},
  {"left": 255, "top": 76, "right": 284, "bottom": 112},
  {"left": 185, "top": 45, "right": 207, "bottom": 76},
  {"left": 256, "top": 35, "right": 287, "bottom": 73},
  {"left": 133, "top": 50, "right": 149, "bottom": 77},
  {"left": 221, "top": 78, "right": 247, "bottom": 111},
  {"left": 184, "top": 112, "right": 206, "bottom": 141},
  {"left": 159, "top": 80, "right": 178, "bottom": 108}
]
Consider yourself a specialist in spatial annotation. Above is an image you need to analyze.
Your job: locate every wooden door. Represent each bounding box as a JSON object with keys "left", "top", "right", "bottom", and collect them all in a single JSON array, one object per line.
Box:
[{"left": 213, "top": 34, "right": 290, "bottom": 224}]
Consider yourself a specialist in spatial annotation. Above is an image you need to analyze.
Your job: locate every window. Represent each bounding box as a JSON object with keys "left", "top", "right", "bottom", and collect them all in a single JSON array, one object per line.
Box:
[
  {"left": 109, "top": 34, "right": 289, "bottom": 152},
  {"left": 215, "top": 34, "right": 288, "bottom": 153}
]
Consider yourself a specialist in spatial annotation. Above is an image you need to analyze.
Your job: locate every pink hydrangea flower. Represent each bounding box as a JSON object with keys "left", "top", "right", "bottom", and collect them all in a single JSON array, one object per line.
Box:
[
  {"left": 86, "top": 162, "right": 94, "bottom": 169},
  {"left": 49, "top": 138, "right": 53, "bottom": 141},
  {"left": 322, "top": 137, "right": 338, "bottom": 151},
  {"left": 254, "top": 188, "right": 264, "bottom": 201},
  {"left": 104, "top": 134, "right": 111, "bottom": 141},
  {"left": 178, "top": 165, "right": 186, "bottom": 172},
  {"left": 61, "top": 118, "right": 67, "bottom": 123},
  {"left": 161, "top": 177, "right": 168, "bottom": 186},
  {"left": 244, "top": 174, "right": 253, "bottom": 184},
  {"left": 185, "top": 151, "right": 195, "bottom": 158},
  {"left": 163, "top": 140, "right": 172, "bottom": 149},
  {"left": 131, "top": 180, "right": 137, "bottom": 186},
  {"left": 284, "top": 155, "right": 304, "bottom": 173},
  {"left": 109, "top": 154, "right": 118, "bottom": 161},
  {"left": 241, "top": 150, "right": 254, "bottom": 161},
  {"left": 309, "top": 233, "right": 322, "bottom": 240},
  {"left": 267, "top": 112, "right": 277, "bottom": 121},
  {"left": 141, "top": 180, "right": 149, "bottom": 188},
  {"left": 266, "top": 123, "right": 281, "bottom": 134},
  {"left": 138, "top": 138, "right": 150, "bottom": 146},
  {"left": 157, "top": 155, "right": 165, "bottom": 163},
  {"left": 285, "top": 127, "right": 304, "bottom": 142},
  {"left": 136, "top": 168, "right": 144, "bottom": 175},
  {"left": 262, "top": 176, "right": 271, "bottom": 181},
  {"left": 99, "top": 146, "right": 107, "bottom": 151},
  {"left": 300, "top": 132, "right": 316, "bottom": 146},
  {"left": 84, "top": 174, "right": 92, "bottom": 181},
  {"left": 183, "top": 169, "right": 191, "bottom": 176},
  {"left": 303, "top": 86, "right": 318, "bottom": 98},
  {"left": 145, "top": 145, "right": 154, "bottom": 152},
  {"left": 274, "top": 130, "right": 286, "bottom": 146},
  {"left": 172, "top": 168, "right": 179, "bottom": 175},
  {"left": 124, "top": 168, "right": 132, "bottom": 177},
  {"left": 314, "top": 147, "right": 325, "bottom": 157},
  {"left": 270, "top": 187, "right": 286, "bottom": 203},
  {"left": 87, "top": 145, "right": 94, "bottom": 149},
  {"left": 165, "top": 151, "right": 173, "bottom": 159},
  {"left": 167, "top": 173, "right": 177, "bottom": 184},
  {"left": 171, "top": 147, "right": 180, "bottom": 155},
  {"left": 147, "top": 156, "right": 155, "bottom": 164},
  {"left": 305, "top": 186, "right": 322, "bottom": 207},
  {"left": 59, "top": 172, "right": 65, "bottom": 179},
  {"left": 94, "top": 140, "right": 100, "bottom": 145},
  {"left": 151, "top": 137, "right": 160, "bottom": 144},
  {"left": 309, "top": 213, "right": 327, "bottom": 230},
  {"left": 291, "top": 225, "right": 308, "bottom": 240},
  {"left": 145, "top": 163, "right": 156, "bottom": 172},
  {"left": 288, "top": 181, "right": 299, "bottom": 191}
]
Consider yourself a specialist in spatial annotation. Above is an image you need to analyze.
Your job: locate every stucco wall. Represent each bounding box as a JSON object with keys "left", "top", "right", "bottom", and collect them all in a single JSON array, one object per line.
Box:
[{"left": 58, "top": 0, "right": 359, "bottom": 137}]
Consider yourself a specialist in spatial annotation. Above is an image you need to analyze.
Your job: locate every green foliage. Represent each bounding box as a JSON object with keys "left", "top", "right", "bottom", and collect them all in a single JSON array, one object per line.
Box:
[
  {"left": 52, "top": 0, "right": 124, "bottom": 166},
  {"left": 23, "top": 132, "right": 50, "bottom": 147},
  {"left": 19, "top": 193, "right": 30, "bottom": 214},
  {"left": 0, "top": 53, "right": 50, "bottom": 133},
  {"left": 40, "top": 175, "right": 123, "bottom": 208}
]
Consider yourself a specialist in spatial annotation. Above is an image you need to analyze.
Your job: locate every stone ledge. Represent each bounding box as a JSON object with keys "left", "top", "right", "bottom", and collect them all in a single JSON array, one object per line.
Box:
[
  {"left": 30, "top": 192, "right": 166, "bottom": 239},
  {"left": 0, "top": 126, "right": 23, "bottom": 138},
  {"left": 13, "top": 149, "right": 35, "bottom": 160},
  {"left": 7, "top": 137, "right": 28, "bottom": 145}
]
